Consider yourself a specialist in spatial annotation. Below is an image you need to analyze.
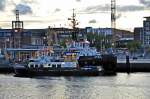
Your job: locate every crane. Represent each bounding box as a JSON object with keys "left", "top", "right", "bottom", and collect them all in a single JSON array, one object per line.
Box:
[{"left": 111, "top": 0, "right": 116, "bottom": 47}]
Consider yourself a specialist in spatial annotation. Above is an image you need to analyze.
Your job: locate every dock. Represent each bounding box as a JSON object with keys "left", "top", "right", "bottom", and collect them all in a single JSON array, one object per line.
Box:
[
  {"left": 117, "top": 59, "right": 150, "bottom": 72},
  {"left": 0, "top": 65, "right": 14, "bottom": 73},
  {"left": 1, "top": 59, "right": 150, "bottom": 74}
]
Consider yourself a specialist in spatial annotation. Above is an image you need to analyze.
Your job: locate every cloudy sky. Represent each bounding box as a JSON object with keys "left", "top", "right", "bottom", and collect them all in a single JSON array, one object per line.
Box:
[{"left": 0, "top": 0, "right": 150, "bottom": 31}]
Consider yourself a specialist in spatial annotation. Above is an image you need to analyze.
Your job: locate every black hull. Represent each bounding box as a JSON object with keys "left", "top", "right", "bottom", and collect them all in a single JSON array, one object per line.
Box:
[
  {"left": 78, "top": 55, "right": 117, "bottom": 74},
  {"left": 14, "top": 54, "right": 117, "bottom": 77},
  {"left": 14, "top": 68, "right": 102, "bottom": 77}
]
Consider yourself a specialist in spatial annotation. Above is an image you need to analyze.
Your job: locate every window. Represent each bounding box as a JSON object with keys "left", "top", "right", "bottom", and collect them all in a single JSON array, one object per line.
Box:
[
  {"left": 57, "top": 64, "right": 61, "bottom": 68},
  {"left": 52, "top": 64, "right": 56, "bottom": 68},
  {"left": 0, "top": 33, "right": 3, "bottom": 37}
]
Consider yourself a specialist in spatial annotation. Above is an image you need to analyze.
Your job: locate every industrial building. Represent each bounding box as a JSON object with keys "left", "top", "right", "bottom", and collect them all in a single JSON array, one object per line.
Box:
[
  {"left": 134, "top": 27, "right": 144, "bottom": 44},
  {"left": 143, "top": 17, "right": 150, "bottom": 46},
  {"left": 0, "top": 27, "right": 133, "bottom": 49},
  {"left": 134, "top": 17, "right": 150, "bottom": 46}
]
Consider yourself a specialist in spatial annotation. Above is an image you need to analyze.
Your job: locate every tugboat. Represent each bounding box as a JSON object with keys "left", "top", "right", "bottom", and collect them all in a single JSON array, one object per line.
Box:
[
  {"left": 63, "top": 39, "right": 101, "bottom": 68},
  {"left": 13, "top": 9, "right": 117, "bottom": 76},
  {"left": 66, "top": 9, "right": 117, "bottom": 74},
  {"left": 13, "top": 39, "right": 116, "bottom": 76},
  {"left": 64, "top": 39, "right": 117, "bottom": 74},
  {"left": 13, "top": 39, "right": 104, "bottom": 76}
]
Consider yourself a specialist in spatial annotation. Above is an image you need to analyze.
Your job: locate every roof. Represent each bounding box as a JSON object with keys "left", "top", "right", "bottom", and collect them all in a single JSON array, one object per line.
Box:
[
  {"left": 144, "top": 16, "right": 150, "bottom": 18},
  {"left": 24, "top": 29, "right": 46, "bottom": 33},
  {"left": 5, "top": 48, "right": 44, "bottom": 51},
  {"left": 84, "top": 40, "right": 90, "bottom": 44},
  {"left": 119, "top": 38, "right": 134, "bottom": 41}
]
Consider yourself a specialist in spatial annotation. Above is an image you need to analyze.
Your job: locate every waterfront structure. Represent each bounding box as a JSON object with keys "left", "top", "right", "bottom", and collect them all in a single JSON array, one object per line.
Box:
[
  {"left": 143, "top": 17, "right": 150, "bottom": 46},
  {"left": 0, "top": 27, "right": 133, "bottom": 49},
  {"left": 0, "top": 29, "right": 46, "bottom": 49},
  {"left": 134, "top": 17, "right": 150, "bottom": 46},
  {"left": 85, "top": 27, "right": 133, "bottom": 49},
  {"left": 134, "top": 27, "right": 144, "bottom": 44},
  {"left": 116, "top": 38, "right": 134, "bottom": 48},
  {"left": 45, "top": 27, "right": 85, "bottom": 45},
  {"left": 85, "top": 27, "right": 133, "bottom": 41},
  {"left": 25, "top": 29, "right": 46, "bottom": 47},
  {"left": 0, "top": 29, "right": 12, "bottom": 49}
]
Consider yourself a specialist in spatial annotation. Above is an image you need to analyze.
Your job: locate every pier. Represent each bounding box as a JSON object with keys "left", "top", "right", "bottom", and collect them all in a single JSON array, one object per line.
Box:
[
  {"left": 117, "top": 59, "right": 150, "bottom": 72},
  {"left": 1, "top": 59, "right": 150, "bottom": 74}
]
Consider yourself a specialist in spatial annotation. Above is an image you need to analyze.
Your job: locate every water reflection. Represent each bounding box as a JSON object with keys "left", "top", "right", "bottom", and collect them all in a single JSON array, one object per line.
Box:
[{"left": 0, "top": 73, "right": 150, "bottom": 99}]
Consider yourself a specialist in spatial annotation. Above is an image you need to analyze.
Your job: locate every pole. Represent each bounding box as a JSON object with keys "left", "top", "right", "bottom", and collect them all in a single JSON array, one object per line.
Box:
[
  {"left": 5, "top": 39, "right": 6, "bottom": 49},
  {"left": 126, "top": 52, "right": 130, "bottom": 74}
]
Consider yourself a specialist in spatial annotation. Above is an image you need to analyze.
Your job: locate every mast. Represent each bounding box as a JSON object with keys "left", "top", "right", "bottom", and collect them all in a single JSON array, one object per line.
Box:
[{"left": 68, "top": 9, "right": 79, "bottom": 41}]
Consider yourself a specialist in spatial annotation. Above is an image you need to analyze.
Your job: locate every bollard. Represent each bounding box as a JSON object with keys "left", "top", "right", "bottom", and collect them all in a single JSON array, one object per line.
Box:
[{"left": 126, "top": 55, "right": 130, "bottom": 74}]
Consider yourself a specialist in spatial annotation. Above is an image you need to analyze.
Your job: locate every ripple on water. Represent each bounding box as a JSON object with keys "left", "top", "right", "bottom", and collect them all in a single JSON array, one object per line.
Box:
[{"left": 0, "top": 73, "right": 150, "bottom": 99}]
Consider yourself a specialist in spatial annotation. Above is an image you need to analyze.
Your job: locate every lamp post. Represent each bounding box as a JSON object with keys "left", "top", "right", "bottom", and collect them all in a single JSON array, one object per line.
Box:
[
  {"left": 5, "top": 38, "right": 9, "bottom": 49},
  {"left": 43, "top": 36, "right": 47, "bottom": 46}
]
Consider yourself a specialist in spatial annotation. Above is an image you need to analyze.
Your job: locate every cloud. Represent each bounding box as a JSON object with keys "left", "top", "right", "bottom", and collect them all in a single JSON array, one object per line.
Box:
[
  {"left": 0, "top": 22, "right": 11, "bottom": 28},
  {"left": 0, "top": 0, "right": 6, "bottom": 11},
  {"left": 54, "top": 8, "right": 61, "bottom": 13},
  {"left": 80, "top": 4, "right": 147, "bottom": 14},
  {"left": 76, "top": 0, "right": 81, "bottom": 2},
  {"left": 139, "top": 0, "right": 150, "bottom": 7},
  {"left": 22, "top": 0, "right": 36, "bottom": 4},
  {"left": 89, "top": 19, "right": 96, "bottom": 23},
  {"left": 81, "top": 4, "right": 110, "bottom": 14},
  {"left": 116, "top": 13, "right": 122, "bottom": 19},
  {"left": 13, "top": 4, "right": 33, "bottom": 15},
  {"left": 117, "top": 5, "right": 144, "bottom": 12}
]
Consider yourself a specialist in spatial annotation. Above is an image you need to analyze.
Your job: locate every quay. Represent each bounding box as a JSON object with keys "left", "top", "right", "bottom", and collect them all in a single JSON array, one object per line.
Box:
[
  {"left": 0, "top": 66, "right": 14, "bottom": 73},
  {"left": 1, "top": 59, "right": 150, "bottom": 74},
  {"left": 117, "top": 59, "right": 150, "bottom": 72}
]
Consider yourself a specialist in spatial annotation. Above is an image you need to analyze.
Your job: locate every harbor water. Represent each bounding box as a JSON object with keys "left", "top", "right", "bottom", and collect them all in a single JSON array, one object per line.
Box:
[{"left": 0, "top": 73, "right": 150, "bottom": 99}]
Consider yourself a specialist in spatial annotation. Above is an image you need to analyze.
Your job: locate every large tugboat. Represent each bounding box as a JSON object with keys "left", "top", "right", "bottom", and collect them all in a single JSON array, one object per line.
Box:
[
  {"left": 13, "top": 38, "right": 116, "bottom": 76},
  {"left": 13, "top": 9, "right": 117, "bottom": 76},
  {"left": 13, "top": 41, "right": 103, "bottom": 76}
]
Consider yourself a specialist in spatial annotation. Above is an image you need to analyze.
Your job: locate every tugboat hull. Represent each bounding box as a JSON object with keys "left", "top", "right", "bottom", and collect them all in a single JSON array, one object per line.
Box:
[
  {"left": 14, "top": 65, "right": 102, "bottom": 77},
  {"left": 14, "top": 68, "right": 102, "bottom": 77}
]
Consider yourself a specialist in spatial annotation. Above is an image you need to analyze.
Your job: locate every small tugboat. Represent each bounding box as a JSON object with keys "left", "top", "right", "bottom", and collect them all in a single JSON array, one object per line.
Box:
[
  {"left": 64, "top": 39, "right": 117, "bottom": 74},
  {"left": 65, "top": 39, "right": 102, "bottom": 66}
]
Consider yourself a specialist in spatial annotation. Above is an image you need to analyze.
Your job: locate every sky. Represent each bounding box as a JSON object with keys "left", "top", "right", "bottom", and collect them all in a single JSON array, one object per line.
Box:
[{"left": 0, "top": 0, "right": 150, "bottom": 31}]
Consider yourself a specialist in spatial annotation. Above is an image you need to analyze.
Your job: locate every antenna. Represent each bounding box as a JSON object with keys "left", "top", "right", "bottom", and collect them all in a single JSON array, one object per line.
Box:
[
  {"left": 12, "top": 10, "right": 24, "bottom": 29},
  {"left": 68, "top": 9, "right": 79, "bottom": 41},
  {"left": 16, "top": 10, "right": 20, "bottom": 21}
]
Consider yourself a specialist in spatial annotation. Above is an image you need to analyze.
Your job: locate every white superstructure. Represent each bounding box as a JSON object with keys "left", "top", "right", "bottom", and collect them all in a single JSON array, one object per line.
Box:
[{"left": 65, "top": 40, "right": 101, "bottom": 59}]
